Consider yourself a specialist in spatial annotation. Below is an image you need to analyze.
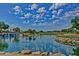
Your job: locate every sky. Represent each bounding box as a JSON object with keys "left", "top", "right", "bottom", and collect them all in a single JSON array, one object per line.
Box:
[{"left": 0, "top": 3, "right": 79, "bottom": 31}]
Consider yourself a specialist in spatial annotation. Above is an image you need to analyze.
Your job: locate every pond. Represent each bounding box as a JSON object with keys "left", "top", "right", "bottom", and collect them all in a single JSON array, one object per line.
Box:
[{"left": 0, "top": 34, "right": 74, "bottom": 56}]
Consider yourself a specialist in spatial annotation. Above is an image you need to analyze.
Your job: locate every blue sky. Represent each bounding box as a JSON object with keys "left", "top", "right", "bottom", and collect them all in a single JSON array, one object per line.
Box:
[{"left": 0, "top": 3, "right": 79, "bottom": 31}]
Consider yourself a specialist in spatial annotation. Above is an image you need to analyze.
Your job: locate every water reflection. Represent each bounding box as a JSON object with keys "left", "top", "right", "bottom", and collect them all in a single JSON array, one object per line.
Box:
[
  {"left": 13, "top": 36, "right": 19, "bottom": 43},
  {"left": 23, "top": 35, "right": 36, "bottom": 41},
  {"left": 28, "top": 36, "right": 36, "bottom": 41},
  {"left": 0, "top": 36, "right": 8, "bottom": 51},
  {"left": 0, "top": 34, "right": 74, "bottom": 55},
  {"left": 0, "top": 43, "right": 8, "bottom": 51}
]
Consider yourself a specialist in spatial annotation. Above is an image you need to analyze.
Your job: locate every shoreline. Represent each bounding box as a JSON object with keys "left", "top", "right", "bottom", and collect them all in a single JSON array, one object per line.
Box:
[
  {"left": 56, "top": 36, "right": 79, "bottom": 46},
  {"left": 0, "top": 50, "right": 65, "bottom": 56}
]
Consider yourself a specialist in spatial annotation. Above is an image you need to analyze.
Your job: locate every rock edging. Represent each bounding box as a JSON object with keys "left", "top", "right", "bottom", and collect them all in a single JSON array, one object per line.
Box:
[
  {"left": 0, "top": 50, "right": 65, "bottom": 56},
  {"left": 56, "top": 37, "right": 79, "bottom": 46}
]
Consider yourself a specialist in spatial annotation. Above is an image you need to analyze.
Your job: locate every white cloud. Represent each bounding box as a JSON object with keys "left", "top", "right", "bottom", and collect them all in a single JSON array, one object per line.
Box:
[
  {"left": 32, "top": 22, "right": 45, "bottom": 26},
  {"left": 38, "top": 13, "right": 45, "bottom": 19},
  {"left": 56, "top": 7, "right": 79, "bottom": 20},
  {"left": 35, "top": 14, "right": 40, "bottom": 19},
  {"left": 53, "top": 20, "right": 60, "bottom": 24},
  {"left": 49, "top": 3, "right": 67, "bottom": 10},
  {"left": 30, "top": 4, "right": 38, "bottom": 10},
  {"left": 51, "top": 9, "right": 63, "bottom": 19},
  {"left": 46, "top": 14, "right": 50, "bottom": 17},
  {"left": 63, "top": 8, "right": 79, "bottom": 18},
  {"left": 54, "top": 3, "right": 67, "bottom": 9},
  {"left": 32, "top": 13, "right": 45, "bottom": 20},
  {"left": 49, "top": 4, "right": 54, "bottom": 10},
  {"left": 20, "top": 13, "right": 32, "bottom": 20},
  {"left": 32, "top": 22, "right": 52, "bottom": 26},
  {"left": 14, "top": 12, "right": 19, "bottom": 15},
  {"left": 37, "top": 7, "right": 46, "bottom": 13},
  {"left": 32, "top": 14, "right": 40, "bottom": 20},
  {"left": 25, "top": 7, "right": 31, "bottom": 10},
  {"left": 52, "top": 10, "right": 57, "bottom": 14},
  {"left": 75, "top": 7, "right": 79, "bottom": 10},
  {"left": 13, "top": 5, "right": 21, "bottom": 12},
  {"left": 20, "top": 17, "right": 25, "bottom": 19},
  {"left": 57, "top": 9, "right": 63, "bottom": 15},
  {"left": 52, "top": 15, "right": 56, "bottom": 18},
  {"left": 23, "top": 21, "right": 26, "bottom": 24},
  {"left": 24, "top": 13, "right": 32, "bottom": 18},
  {"left": 23, "top": 20, "right": 29, "bottom": 24},
  {"left": 11, "top": 24, "right": 18, "bottom": 28},
  {"left": 34, "top": 20, "right": 39, "bottom": 23},
  {"left": 13, "top": 5, "right": 23, "bottom": 15},
  {"left": 51, "top": 6, "right": 79, "bottom": 20}
]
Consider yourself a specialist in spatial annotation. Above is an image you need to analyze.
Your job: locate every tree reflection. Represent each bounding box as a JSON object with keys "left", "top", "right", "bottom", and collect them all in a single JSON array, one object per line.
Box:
[
  {"left": 13, "top": 36, "right": 19, "bottom": 43},
  {"left": 0, "top": 41, "right": 8, "bottom": 51},
  {"left": 28, "top": 36, "right": 32, "bottom": 40},
  {"left": 28, "top": 36, "right": 36, "bottom": 41}
]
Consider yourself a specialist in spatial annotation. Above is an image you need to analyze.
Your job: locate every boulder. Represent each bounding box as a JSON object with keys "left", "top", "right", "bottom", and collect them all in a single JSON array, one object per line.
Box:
[
  {"left": 21, "top": 50, "right": 32, "bottom": 55},
  {"left": 52, "top": 53, "right": 65, "bottom": 56},
  {"left": 49, "top": 52, "right": 53, "bottom": 56},
  {"left": 31, "top": 51, "right": 41, "bottom": 56},
  {"left": 10, "top": 51, "right": 21, "bottom": 55},
  {"left": 41, "top": 52, "right": 48, "bottom": 56},
  {"left": 5, "top": 53, "right": 12, "bottom": 56},
  {"left": 0, "top": 52, "right": 5, "bottom": 55}
]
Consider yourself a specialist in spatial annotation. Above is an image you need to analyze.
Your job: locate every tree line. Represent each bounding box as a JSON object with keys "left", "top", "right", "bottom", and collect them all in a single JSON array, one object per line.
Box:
[
  {"left": 0, "top": 16, "right": 79, "bottom": 33},
  {"left": 0, "top": 21, "right": 20, "bottom": 32},
  {"left": 61, "top": 16, "right": 79, "bottom": 33}
]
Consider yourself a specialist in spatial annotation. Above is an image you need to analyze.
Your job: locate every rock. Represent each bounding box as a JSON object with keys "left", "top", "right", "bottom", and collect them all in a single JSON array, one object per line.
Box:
[
  {"left": 31, "top": 51, "right": 41, "bottom": 56},
  {"left": 10, "top": 52, "right": 20, "bottom": 55},
  {"left": 0, "top": 52, "right": 5, "bottom": 55},
  {"left": 21, "top": 50, "right": 32, "bottom": 55},
  {"left": 5, "top": 53, "right": 11, "bottom": 56},
  {"left": 41, "top": 52, "right": 48, "bottom": 56},
  {"left": 56, "top": 37, "right": 79, "bottom": 46},
  {"left": 52, "top": 53, "right": 65, "bottom": 56},
  {"left": 49, "top": 52, "right": 53, "bottom": 56},
  {"left": 48, "top": 52, "right": 65, "bottom": 56}
]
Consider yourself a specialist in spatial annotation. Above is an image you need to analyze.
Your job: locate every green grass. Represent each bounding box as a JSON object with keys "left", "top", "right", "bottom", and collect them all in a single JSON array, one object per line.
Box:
[{"left": 58, "top": 35, "right": 79, "bottom": 38}]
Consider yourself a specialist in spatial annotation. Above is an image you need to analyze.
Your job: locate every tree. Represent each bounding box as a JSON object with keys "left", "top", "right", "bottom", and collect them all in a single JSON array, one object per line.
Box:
[
  {"left": 0, "top": 21, "right": 9, "bottom": 32},
  {"left": 26, "top": 29, "right": 37, "bottom": 34},
  {"left": 13, "top": 27, "right": 21, "bottom": 32},
  {"left": 61, "top": 17, "right": 79, "bottom": 33},
  {"left": 32, "top": 29, "right": 36, "bottom": 32},
  {"left": 40, "top": 30, "right": 43, "bottom": 32},
  {"left": 3, "top": 24, "right": 9, "bottom": 30},
  {"left": 73, "top": 47, "right": 79, "bottom": 56},
  {"left": 27, "top": 29, "right": 32, "bottom": 33},
  {"left": 71, "top": 17, "right": 79, "bottom": 31},
  {"left": 61, "top": 29, "right": 68, "bottom": 32}
]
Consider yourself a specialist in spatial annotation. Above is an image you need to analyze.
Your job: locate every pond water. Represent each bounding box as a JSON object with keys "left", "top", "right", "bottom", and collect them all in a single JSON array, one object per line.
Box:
[{"left": 0, "top": 34, "right": 74, "bottom": 56}]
